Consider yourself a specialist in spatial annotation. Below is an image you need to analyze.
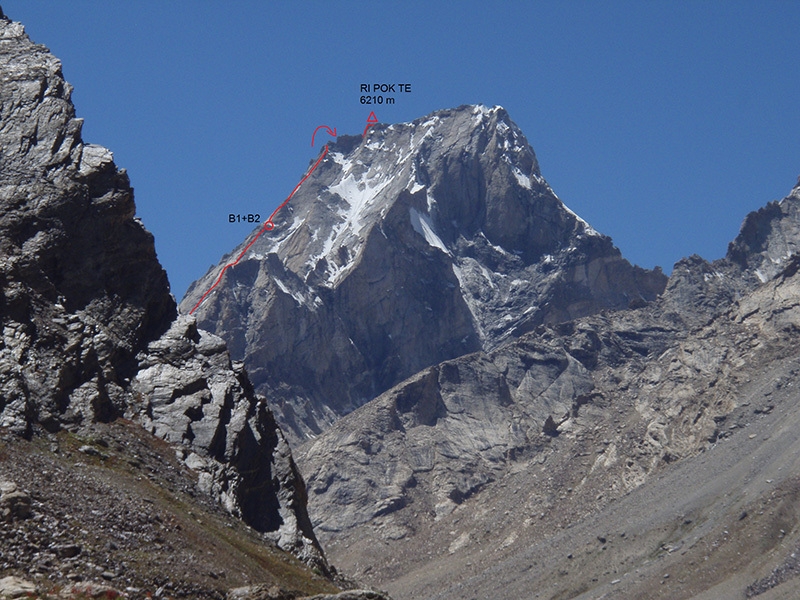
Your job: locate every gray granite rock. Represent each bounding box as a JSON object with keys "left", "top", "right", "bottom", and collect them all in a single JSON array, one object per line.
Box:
[
  {"left": 227, "top": 587, "right": 390, "bottom": 600},
  {"left": 0, "top": 480, "right": 31, "bottom": 521},
  {"left": 0, "top": 576, "right": 36, "bottom": 599},
  {"left": 183, "top": 105, "right": 667, "bottom": 445},
  {"left": 131, "top": 315, "right": 326, "bottom": 569},
  {"left": 295, "top": 180, "right": 800, "bottom": 598},
  {"left": 0, "top": 10, "right": 174, "bottom": 435},
  {"left": 0, "top": 10, "right": 325, "bottom": 571}
]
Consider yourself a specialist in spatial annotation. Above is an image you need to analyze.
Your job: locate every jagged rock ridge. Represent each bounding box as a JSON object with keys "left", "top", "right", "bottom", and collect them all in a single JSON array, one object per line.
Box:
[
  {"left": 727, "top": 182, "right": 800, "bottom": 282},
  {"left": 182, "top": 105, "right": 666, "bottom": 444},
  {"left": 0, "top": 9, "right": 326, "bottom": 574}
]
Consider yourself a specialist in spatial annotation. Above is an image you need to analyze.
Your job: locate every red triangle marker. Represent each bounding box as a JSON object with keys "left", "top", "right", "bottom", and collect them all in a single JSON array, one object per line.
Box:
[{"left": 363, "top": 111, "right": 379, "bottom": 137}]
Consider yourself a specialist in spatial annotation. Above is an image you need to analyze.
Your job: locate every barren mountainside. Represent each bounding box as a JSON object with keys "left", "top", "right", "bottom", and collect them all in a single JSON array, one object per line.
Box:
[{"left": 296, "top": 181, "right": 800, "bottom": 599}]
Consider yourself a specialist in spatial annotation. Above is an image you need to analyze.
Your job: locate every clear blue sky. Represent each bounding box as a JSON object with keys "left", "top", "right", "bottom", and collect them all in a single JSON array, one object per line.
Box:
[{"left": 4, "top": 1, "right": 800, "bottom": 299}]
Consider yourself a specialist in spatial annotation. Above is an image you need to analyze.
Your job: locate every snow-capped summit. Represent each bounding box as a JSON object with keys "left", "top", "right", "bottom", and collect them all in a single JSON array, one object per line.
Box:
[{"left": 180, "top": 105, "right": 666, "bottom": 443}]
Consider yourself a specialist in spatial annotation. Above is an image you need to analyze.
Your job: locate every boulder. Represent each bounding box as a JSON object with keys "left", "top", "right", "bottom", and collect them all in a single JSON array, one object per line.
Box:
[
  {"left": 0, "top": 481, "right": 31, "bottom": 521},
  {"left": 0, "top": 577, "right": 36, "bottom": 599}
]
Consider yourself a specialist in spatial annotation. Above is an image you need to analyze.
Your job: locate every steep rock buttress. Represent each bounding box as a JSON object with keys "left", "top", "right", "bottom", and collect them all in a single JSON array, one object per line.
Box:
[{"left": 0, "top": 10, "right": 325, "bottom": 570}]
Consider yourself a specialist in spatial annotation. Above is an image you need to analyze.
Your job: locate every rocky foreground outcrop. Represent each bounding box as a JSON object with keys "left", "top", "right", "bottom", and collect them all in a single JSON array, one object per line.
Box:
[
  {"left": 129, "top": 316, "right": 323, "bottom": 566},
  {"left": 0, "top": 8, "right": 324, "bottom": 574}
]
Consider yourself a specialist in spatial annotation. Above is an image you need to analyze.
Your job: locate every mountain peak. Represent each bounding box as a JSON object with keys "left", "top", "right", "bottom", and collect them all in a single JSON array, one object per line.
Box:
[
  {"left": 181, "top": 105, "right": 666, "bottom": 444},
  {"left": 251, "top": 104, "right": 583, "bottom": 287}
]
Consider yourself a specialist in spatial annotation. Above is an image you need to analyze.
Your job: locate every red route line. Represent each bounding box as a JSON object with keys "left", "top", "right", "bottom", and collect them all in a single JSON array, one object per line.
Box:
[{"left": 189, "top": 145, "right": 330, "bottom": 315}]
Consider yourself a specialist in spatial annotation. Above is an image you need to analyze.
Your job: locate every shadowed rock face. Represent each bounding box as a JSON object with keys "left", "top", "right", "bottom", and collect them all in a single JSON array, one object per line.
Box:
[
  {"left": 0, "top": 11, "right": 325, "bottom": 570},
  {"left": 182, "top": 105, "right": 667, "bottom": 445},
  {"left": 0, "top": 13, "right": 175, "bottom": 433},
  {"left": 726, "top": 181, "right": 800, "bottom": 282},
  {"left": 129, "top": 316, "right": 326, "bottom": 569}
]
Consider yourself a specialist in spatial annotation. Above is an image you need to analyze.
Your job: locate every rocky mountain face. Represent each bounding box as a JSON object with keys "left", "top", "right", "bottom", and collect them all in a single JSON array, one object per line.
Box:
[
  {"left": 0, "top": 9, "right": 347, "bottom": 594},
  {"left": 727, "top": 185, "right": 800, "bottom": 282},
  {"left": 296, "top": 181, "right": 800, "bottom": 599},
  {"left": 7, "top": 4, "right": 800, "bottom": 598},
  {"left": 182, "top": 105, "right": 666, "bottom": 444}
]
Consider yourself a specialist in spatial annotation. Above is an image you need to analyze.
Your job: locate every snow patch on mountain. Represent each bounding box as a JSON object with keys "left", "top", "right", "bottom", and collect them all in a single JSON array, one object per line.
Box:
[
  {"left": 472, "top": 104, "right": 500, "bottom": 123},
  {"left": 410, "top": 207, "right": 449, "bottom": 255},
  {"left": 182, "top": 104, "right": 669, "bottom": 447},
  {"left": 512, "top": 167, "right": 533, "bottom": 190}
]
